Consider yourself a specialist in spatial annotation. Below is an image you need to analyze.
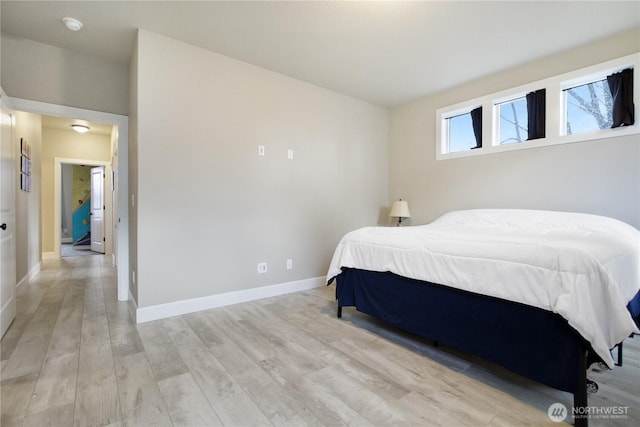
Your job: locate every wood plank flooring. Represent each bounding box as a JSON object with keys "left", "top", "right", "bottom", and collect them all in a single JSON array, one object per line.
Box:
[{"left": 1, "top": 255, "right": 638, "bottom": 426}]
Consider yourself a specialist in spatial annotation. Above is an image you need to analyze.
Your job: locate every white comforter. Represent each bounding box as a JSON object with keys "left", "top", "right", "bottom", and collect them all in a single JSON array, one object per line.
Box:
[{"left": 327, "top": 209, "right": 640, "bottom": 367}]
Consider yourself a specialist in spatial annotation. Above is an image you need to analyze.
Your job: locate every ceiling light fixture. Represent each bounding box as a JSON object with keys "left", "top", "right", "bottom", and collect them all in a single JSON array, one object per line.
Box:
[
  {"left": 62, "top": 17, "right": 83, "bottom": 31},
  {"left": 71, "top": 124, "right": 90, "bottom": 133}
]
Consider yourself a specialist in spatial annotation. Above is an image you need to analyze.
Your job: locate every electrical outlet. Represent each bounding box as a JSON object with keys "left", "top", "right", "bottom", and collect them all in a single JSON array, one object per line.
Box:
[
  {"left": 258, "top": 145, "right": 265, "bottom": 157},
  {"left": 286, "top": 259, "right": 293, "bottom": 270},
  {"left": 257, "top": 262, "right": 268, "bottom": 274}
]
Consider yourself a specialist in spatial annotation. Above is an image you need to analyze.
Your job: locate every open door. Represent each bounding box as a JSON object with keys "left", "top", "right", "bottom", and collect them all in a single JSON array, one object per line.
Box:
[
  {"left": 90, "top": 166, "right": 105, "bottom": 253},
  {"left": 1, "top": 90, "right": 16, "bottom": 337}
]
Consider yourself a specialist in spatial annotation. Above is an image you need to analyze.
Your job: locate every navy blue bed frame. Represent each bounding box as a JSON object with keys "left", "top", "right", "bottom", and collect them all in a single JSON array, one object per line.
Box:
[{"left": 332, "top": 268, "right": 635, "bottom": 427}]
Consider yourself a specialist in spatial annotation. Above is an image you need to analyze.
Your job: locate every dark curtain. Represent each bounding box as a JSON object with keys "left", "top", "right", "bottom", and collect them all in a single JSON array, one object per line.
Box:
[
  {"left": 607, "top": 68, "right": 634, "bottom": 127},
  {"left": 470, "top": 107, "right": 482, "bottom": 149},
  {"left": 526, "top": 89, "right": 546, "bottom": 140}
]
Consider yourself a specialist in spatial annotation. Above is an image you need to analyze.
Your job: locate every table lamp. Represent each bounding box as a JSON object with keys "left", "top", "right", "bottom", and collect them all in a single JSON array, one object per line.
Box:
[{"left": 389, "top": 199, "right": 411, "bottom": 226}]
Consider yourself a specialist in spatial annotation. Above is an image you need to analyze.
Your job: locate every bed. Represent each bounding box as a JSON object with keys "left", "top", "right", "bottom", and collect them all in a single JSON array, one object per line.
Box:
[{"left": 326, "top": 209, "right": 640, "bottom": 426}]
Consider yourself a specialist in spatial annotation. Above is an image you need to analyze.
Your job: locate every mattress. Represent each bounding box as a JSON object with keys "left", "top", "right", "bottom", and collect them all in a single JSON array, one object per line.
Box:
[{"left": 326, "top": 209, "right": 640, "bottom": 367}]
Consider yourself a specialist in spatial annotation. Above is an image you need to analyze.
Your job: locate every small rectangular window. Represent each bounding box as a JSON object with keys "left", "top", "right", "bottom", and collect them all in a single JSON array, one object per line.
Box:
[
  {"left": 436, "top": 54, "right": 638, "bottom": 161},
  {"left": 447, "top": 112, "right": 476, "bottom": 153},
  {"left": 564, "top": 79, "right": 613, "bottom": 135},
  {"left": 498, "top": 97, "right": 528, "bottom": 144}
]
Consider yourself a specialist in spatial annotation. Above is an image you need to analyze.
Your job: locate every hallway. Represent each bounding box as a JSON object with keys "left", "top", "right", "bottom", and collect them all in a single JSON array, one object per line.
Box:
[
  {"left": 0, "top": 255, "right": 122, "bottom": 426},
  {"left": 60, "top": 243, "right": 102, "bottom": 258}
]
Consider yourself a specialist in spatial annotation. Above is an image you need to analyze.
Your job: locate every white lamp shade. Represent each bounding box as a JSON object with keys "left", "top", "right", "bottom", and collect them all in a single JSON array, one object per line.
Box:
[{"left": 389, "top": 200, "right": 411, "bottom": 218}]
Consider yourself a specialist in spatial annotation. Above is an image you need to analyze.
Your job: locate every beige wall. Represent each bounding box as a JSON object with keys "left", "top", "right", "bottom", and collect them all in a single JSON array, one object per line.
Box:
[
  {"left": 1, "top": 34, "right": 128, "bottom": 115},
  {"left": 41, "top": 128, "right": 112, "bottom": 253},
  {"left": 128, "top": 36, "right": 139, "bottom": 303},
  {"left": 390, "top": 28, "right": 640, "bottom": 228},
  {"left": 15, "top": 111, "right": 42, "bottom": 283},
  {"left": 110, "top": 125, "right": 120, "bottom": 275},
  {"left": 133, "top": 30, "right": 388, "bottom": 308}
]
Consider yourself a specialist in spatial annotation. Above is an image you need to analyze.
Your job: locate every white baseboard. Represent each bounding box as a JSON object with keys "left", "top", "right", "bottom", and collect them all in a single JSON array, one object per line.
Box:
[
  {"left": 1, "top": 295, "right": 16, "bottom": 337},
  {"left": 17, "top": 274, "right": 29, "bottom": 290},
  {"left": 135, "top": 276, "right": 326, "bottom": 324},
  {"left": 28, "top": 262, "right": 42, "bottom": 280},
  {"left": 42, "top": 252, "right": 58, "bottom": 260},
  {"left": 17, "top": 262, "right": 42, "bottom": 290},
  {"left": 29, "top": 262, "right": 41, "bottom": 281},
  {"left": 128, "top": 290, "right": 138, "bottom": 323}
]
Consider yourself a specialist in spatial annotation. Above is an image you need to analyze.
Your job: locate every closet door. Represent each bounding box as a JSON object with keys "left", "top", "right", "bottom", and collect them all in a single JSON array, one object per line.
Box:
[{"left": 0, "top": 90, "right": 16, "bottom": 337}]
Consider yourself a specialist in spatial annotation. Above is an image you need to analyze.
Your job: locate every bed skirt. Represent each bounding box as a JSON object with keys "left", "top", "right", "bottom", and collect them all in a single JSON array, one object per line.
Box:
[{"left": 334, "top": 267, "right": 601, "bottom": 394}]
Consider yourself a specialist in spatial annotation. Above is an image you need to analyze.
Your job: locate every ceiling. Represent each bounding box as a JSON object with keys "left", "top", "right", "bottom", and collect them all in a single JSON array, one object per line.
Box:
[
  {"left": 1, "top": 1, "right": 639, "bottom": 107},
  {"left": 41, "top": 115, "right": 113, "bottom": 136}
]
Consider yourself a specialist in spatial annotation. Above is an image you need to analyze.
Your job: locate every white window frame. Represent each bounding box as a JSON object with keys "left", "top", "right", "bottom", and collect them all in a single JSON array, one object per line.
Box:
[
  {"left": 436, "top": 53, "right": 640, "bottom": 161},
  {"left": 441, "top": 106, "right": 481, "bottom": 153}
]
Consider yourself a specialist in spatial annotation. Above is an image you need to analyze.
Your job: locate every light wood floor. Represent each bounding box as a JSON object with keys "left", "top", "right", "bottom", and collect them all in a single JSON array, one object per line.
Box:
[
  {"left": 1, "top": 256, "right": 638, "bottom": 426},
  {"left": 60, "top": 243, "right": 102, "bottom": 258}
]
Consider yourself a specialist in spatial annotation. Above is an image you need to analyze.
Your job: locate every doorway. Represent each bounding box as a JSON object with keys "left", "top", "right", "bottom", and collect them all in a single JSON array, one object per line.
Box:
[
  {"left": 11, "top": 98, "right": 129, "bottom": 301},
  {"left": 60, "top": 163, "right": 106, "bottom": 258},
  {"left": 54, "top": 158, "right": 110, "bottom": 259}
]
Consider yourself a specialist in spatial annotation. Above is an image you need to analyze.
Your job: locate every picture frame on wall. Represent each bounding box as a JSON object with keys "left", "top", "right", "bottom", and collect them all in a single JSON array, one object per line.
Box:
[
  {"left": 20, "top": 172, "right": 31, "bottom": 192},
  {"left": 20, "top": 138, "right": 30, "bottom": 158},
  {"left": 19, "top": 138, "right": 32, "bottom": 192},
  {"left": 21, "top": 156, "right": 30, "bottom": 175}
]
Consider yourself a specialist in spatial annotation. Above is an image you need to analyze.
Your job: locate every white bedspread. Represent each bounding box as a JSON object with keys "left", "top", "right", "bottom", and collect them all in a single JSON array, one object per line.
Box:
[{"left": 327, "top": 209, "right": 640, "bottom": 367}]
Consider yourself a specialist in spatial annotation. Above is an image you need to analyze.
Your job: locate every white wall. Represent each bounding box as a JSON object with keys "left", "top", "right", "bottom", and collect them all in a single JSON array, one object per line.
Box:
[
  {"left": 14, "top": 111, "right": 42, "bottom": 285},
  {"left": 128, "top": 36, "right": 139, "bottom": 303},
  {"left": 1, "top": 34, "right": 128, "bottom": 115},
  {"left": 390, "top": 29, "right": 640, "bottom": 228},
  {"left": 132, "top": 30, "right": 388, "bottom": 309}
]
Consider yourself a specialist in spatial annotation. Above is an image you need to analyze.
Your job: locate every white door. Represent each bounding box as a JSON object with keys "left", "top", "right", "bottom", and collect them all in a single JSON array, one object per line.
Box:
[
  {"left": 90, "top": 166, "right": 105, "bottom": 253},
  {"left": 0, "top": 90, "right": 16, "bottom": 337}
]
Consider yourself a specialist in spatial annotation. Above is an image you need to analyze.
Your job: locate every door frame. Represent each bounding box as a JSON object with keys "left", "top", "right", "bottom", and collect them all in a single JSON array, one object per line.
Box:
[
  {"left": 90, "top": 165, "right": 106, "bottom": 254},
  {"left": 11, "top": 97, "right": 129, "bottom": 301},
  {"left": 55, "top": 159, "right": 110, "bottom": 258}
]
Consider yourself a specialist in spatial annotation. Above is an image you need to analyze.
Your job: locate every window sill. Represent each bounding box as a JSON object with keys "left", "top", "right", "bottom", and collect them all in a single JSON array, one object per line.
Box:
[{"left": 437, "top": 123, "right": 639, "bottom": 161}]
